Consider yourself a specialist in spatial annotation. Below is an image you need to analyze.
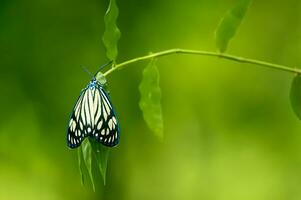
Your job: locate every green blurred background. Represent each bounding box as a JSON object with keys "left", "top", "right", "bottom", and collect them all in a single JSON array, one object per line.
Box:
[{"left": 1, "top": 0, "right": 301, "bottom": 199}]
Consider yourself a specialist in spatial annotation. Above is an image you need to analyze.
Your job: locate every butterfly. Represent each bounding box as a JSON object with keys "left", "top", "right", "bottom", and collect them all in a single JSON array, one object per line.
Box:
[{"left": 67, "top": 67, "right": 120, "bottom": 149}]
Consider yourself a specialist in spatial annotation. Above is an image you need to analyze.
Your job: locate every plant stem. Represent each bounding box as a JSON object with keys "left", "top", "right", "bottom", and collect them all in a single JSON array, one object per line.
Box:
[{"left": 103, "top": 48, "right": 301, "bottom": 76}]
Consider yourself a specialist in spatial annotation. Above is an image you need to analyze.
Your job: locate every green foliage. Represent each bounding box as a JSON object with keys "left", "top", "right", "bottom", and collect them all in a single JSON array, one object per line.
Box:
[
  {"left": 81, "top": 139, "right": 95, "bottom": 190},
  {"left": 78, "top": 139, "right": 109, "bottom": 189},
  {"left": 215, "top": 0, "right": 252, "bottom": 52},
  {"left": 90, "top": 140, "right": 110, "bottom": 185},
  {"left": 77, "top": 147, "right": 86, "bottom": 185},
  {"left": 139, "top": 59, "right": 164, "bottom": 140},
  {"left": 75, "top": 0, "right": 299, "bottom": 192},
  {"left": 102, "top": 0, "right": 121, "bottom": 61},
  {"left": 290, "top": 75, "right": 301, "bottom": 120}
]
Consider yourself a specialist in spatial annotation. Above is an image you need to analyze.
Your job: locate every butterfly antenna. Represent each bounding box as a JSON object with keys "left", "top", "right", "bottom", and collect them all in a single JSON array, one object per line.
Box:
[
  {"left": 81, "top": 65, "right": 94, "bottom": 79},
  {"left": 94, "top": 60, "right": 113, "bottom": 77}
]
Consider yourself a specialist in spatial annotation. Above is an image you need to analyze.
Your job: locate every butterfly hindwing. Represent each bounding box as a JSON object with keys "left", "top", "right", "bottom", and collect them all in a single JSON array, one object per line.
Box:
[
  {"left": 67, "top": 79, "right": 120, "bottom": 148},
  {"left": 92, "top": 85, "right": 120, "bottom": 147}
]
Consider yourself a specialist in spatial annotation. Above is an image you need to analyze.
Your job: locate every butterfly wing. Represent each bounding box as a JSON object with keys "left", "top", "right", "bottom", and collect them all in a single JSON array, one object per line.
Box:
[
  {"left": 92, "top": 84, "right": 120, "bottom": 147},
  {"left": 67, "top": 89, "right": 88, "bottom": 148},
  {"left": 67, "top": 82, "right": 120, "bottom": 148}
]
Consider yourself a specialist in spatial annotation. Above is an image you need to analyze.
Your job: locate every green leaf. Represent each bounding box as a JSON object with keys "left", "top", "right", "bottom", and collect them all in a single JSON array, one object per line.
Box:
[
  {"left": 78, "top": 138, "right": 111, "bottom": 188},
  {"left": 81, "top": 139, "right": 95, "bottom": 191},
  {"left": 290, "top": 75, "right": 301, "bottom": 120},
  {"left": 89, "top": 140, "right": 110, "bottom": 185},
  {"left": 139, "top": 59, "right": 164, "bottom": 140},
  {"left": 215, "top": 0, "right": 252, "bottom": 53},
  {"left": 78, "top": 148, "right": 86, "bottom": 185},
  {"left": 102, "top": 0, "right": 121, "bottom": 61}
]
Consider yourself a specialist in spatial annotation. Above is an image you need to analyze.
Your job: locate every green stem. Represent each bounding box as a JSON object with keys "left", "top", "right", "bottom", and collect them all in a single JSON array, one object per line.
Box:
[{"left": 103, "top": 48, "right": 301, "bottom": 77}]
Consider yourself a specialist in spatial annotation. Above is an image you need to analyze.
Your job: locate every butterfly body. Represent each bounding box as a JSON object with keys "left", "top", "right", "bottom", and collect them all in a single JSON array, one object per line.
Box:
[{"left": 67, "top": 78, "right": 120, "bottom": 148}]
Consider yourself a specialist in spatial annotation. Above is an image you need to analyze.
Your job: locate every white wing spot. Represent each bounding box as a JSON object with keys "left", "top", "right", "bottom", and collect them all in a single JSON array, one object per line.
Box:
[
  {"left": 80, "top": 121, "right": 83, "bottom": 130},
  {"left": 108, "top": 119, "right": 113, "bottom": 130},
  {"left": 70, "top": 120, "right": 74, "bottom": 132},
  {"left": 101, "top": 129, "right": 105, "bottom": 135},
  {"left": 97, "top": 120, "right": 103, "bottom": 130},
  {"left": 73, "top": 121, "right": 77, "bottom": 131},
  {"left": 112, "top": 117, "right": 117, "bottom": 125}
]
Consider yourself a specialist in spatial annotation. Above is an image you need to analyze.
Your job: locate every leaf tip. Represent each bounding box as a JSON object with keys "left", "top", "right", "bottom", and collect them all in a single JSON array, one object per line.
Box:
[{"left": 215, "top": 0, "right": 252, "bottom": 53}]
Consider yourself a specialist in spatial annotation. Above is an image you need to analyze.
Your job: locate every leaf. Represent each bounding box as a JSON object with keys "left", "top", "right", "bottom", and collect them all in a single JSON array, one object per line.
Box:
[
  {"left": 139, "top": 59, "right": 164, "bottom": 140},
  {"left": 215, "top": 0, "right": 252, "bottom": 53},
  {"left": 102, "top": 0, "right": 121, "bottom": 61},
  {"left": 290, "top": 75, "right": 301, "bottom": 120},
  {"left": 90, "top": 139, "right": 110, "bottom": 185},
  {"left": 78, "top": 148, "right": 86, "bottom": 185},
  {"left": 81, "top": 139, "right": 95, "bottom": 191},
  {"left": 77, "top": 139, "right": 111, "bottom": 189}
]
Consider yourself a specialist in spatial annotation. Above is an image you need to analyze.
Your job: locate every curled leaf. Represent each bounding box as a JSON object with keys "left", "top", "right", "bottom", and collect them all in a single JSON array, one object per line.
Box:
[
  {"left": 215, "top": 0, "right": 252, "bottom": 52},
  {"left": 139, "top": 59, "right": 164, "bottom": 140},
  {"left": 81, "top": 139, "right": 95, "bottom": 191}
]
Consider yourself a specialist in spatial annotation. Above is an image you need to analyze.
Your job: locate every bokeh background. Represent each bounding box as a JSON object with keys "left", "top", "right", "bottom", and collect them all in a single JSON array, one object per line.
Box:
[{"left": 1, "top": 0, "right": 301, "bottom": 199}]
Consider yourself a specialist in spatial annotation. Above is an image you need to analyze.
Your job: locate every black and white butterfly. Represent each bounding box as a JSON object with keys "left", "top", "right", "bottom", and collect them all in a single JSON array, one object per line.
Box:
[{"left": 67, "top": 76, "right": 120, "bottom": 149}]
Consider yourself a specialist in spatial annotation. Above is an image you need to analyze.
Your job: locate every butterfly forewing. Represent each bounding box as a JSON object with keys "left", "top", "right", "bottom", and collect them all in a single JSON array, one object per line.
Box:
[
  {"left": 92, "top": 85, "right": 120, "bottom": 147},
  {"left": 67, "top": 79, "right": 120, "bottom": 148},
  {"left": 67, "top": 90, "right": 86, "bottom": 148}
]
